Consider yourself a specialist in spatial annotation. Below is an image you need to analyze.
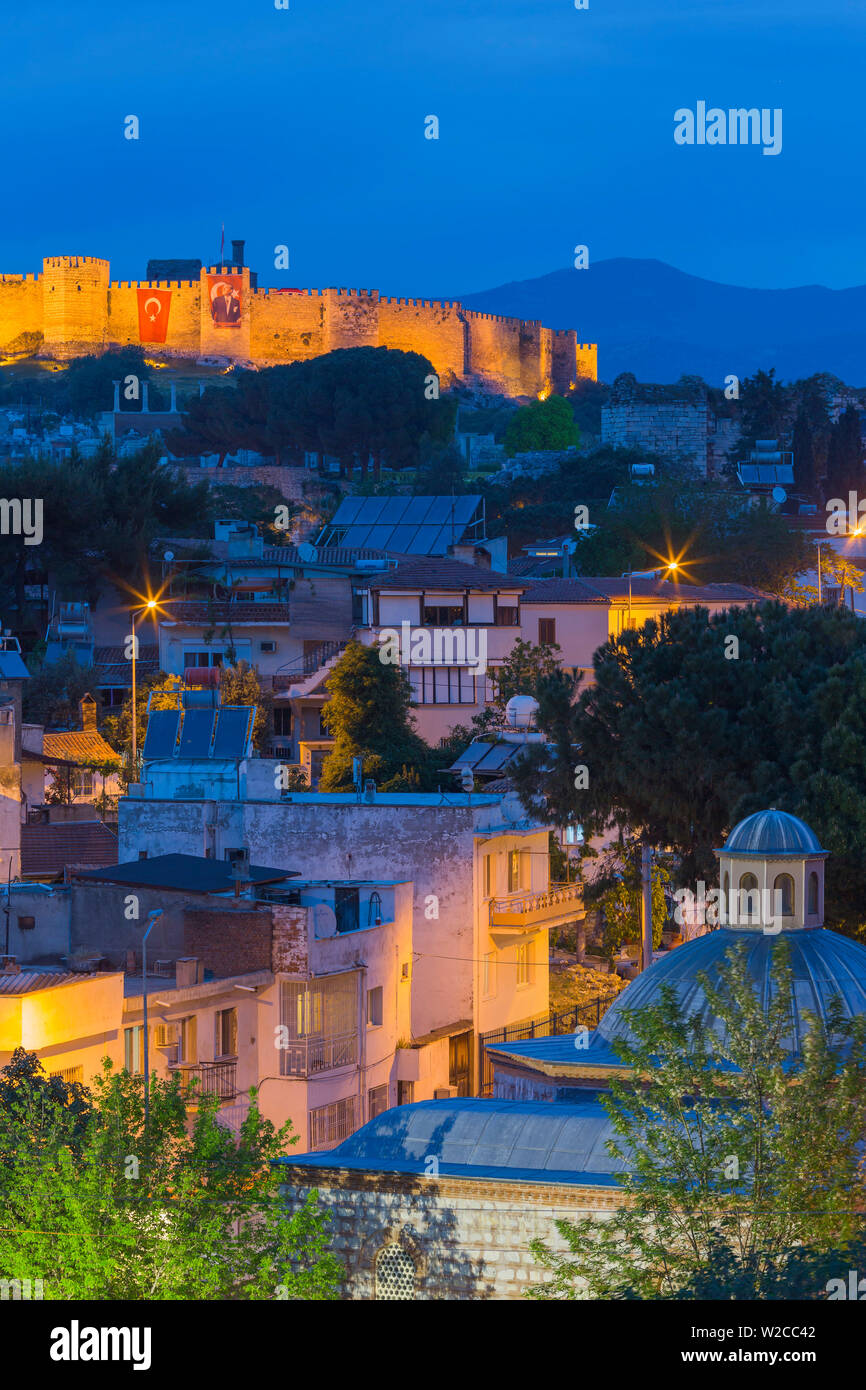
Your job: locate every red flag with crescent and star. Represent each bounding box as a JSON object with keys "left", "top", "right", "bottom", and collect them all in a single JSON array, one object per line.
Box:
[{"left": 136, "top": 287, "right": 172, "bottom": 344}]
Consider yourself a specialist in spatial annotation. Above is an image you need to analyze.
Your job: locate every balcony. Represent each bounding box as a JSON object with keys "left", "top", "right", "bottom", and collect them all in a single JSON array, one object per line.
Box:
[
  {"left": 172, "top": 1059, "right": 237, "bottom": 1100},
  {"left": 279, "top": 1030, "right": 358, "bottom": 1078},
  {"left": 489, "top": 882, "right": 584, "bottom": 936}
]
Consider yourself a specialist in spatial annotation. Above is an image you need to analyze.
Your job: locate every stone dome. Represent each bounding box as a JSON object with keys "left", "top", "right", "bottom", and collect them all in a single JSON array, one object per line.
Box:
[
  {"left": 594, "top": 927, "right": 866, "bottom": 1057},
  {"left": 720, "top": 809, "right": 825, "bottom": 858}
]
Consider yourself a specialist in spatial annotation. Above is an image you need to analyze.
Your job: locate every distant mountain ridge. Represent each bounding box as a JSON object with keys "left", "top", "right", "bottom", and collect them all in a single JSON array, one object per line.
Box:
[{"left": 456, "top": 259, "right": 866, "bottom": 387}]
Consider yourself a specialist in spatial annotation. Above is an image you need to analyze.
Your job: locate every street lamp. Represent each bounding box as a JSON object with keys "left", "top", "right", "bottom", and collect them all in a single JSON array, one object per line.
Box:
[
  {"left": 141, "top": 907, "right": 164, "bottom": 1132},
  {"left": 130, "top": 599, "right": 158, "bottom": 774}
]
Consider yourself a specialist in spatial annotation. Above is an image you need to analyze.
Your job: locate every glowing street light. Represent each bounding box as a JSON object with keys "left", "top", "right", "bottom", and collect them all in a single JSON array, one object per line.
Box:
[{"left": 130, "top": 594, "right": 167, "bottom": 772}]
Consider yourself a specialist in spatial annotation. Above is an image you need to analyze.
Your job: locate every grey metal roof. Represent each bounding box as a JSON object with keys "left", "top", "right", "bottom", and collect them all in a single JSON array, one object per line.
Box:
[
  {"left": 278, "top": 1096, "right": 626, "bottom": 1185},
  {"left": 492, "top": 928, "right": 866, "bottom": 1072},
  {"left": 596, "top": 927, "right": 866, "bottom": 1057},
  {"left": 721, "top": 809, "right": 826, "bottom": 857},
  {"left": 75, "top": 853, "right": 297, "bottom": 893},
  {"left": 0, "top": 969, "right": 108, "bottom": 995},
  {"left": 317, "top": 495, "right": 484, "bottom": 556}
]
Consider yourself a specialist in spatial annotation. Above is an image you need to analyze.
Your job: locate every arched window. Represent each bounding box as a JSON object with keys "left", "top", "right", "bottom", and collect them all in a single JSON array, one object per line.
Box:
[
  {"left": 774, "top": 873, "right": 795, "bottom": 917},
  {"left": 375, "top": 1243, "right": 416, "bottom": 1300},
  {"left": 738, "top": 873, "right": 760, "bottom": 924},
  {"left": 808, "top": 871, "right": 819, "bottom": 916}
]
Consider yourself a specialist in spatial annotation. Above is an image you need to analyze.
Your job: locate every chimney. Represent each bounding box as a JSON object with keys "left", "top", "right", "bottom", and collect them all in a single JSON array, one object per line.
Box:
[
  {"left": 176, "top": 957, "right": 203, "bottom": 989},
  {"left": 231, "top": 239, "right": 245, "bottom": 269},
  {"left": 79, "top": 692, "right": 97, "bottom": 732}
]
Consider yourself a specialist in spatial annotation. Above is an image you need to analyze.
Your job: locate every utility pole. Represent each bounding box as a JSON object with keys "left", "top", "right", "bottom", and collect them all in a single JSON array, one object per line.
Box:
[
  {"left": 640, "top": 842, "right": 653, "bottom": 973},
  {"left": 141, "top": 908, "right": 164, "bottom": 1132}
]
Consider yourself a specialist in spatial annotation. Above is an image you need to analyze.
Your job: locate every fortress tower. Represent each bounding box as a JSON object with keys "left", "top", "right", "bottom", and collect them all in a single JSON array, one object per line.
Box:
[{"left": 41, "top": 256, "right": 110, "bottom": 358}]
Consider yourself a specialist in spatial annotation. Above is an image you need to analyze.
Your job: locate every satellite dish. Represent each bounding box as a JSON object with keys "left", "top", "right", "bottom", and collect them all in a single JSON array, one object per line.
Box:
[
  {"left": 313, "top": 904, "right": 337, "bottom": 939},
  {"left": 296, "top": 542, "right": 317, "bottom": 562},
  {"left": 771, "top": 486, "right": 787, "bottom": 503}
]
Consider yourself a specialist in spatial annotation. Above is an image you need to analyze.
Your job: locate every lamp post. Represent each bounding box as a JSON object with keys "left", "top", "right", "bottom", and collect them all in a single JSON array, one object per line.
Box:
[
  {"left": 141, "top": 907, "right": 164, "bottom": 1132},
  {"left": 130, "top": 599, "right": 158, "bottom": 775}
]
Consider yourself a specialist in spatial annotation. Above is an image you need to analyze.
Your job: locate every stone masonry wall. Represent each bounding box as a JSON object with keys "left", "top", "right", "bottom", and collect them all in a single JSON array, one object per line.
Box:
[
  {"left": 280, "top": 1165, "right": 622, "bottom": 1300},
  {"left": 601, "top": 400, "right": 710, "bottom": 473},
  {"left": 0, "top": 256, "right": 597, "bottom": 398}
]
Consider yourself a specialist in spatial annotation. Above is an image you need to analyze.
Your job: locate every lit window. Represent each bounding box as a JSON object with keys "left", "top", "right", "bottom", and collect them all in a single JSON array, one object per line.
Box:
[
  {"left": 124, "top": 1025, "right": 144, "bottom": 1075},
  {"left": 482, "top": 951, "right": 496, "bottom": 998},
  {"left": 483, "top": 854, "right": 494, "bottom": 898},
  {"left": 516, "top": 940, "right": 535, "bottom": 988},
  {"left": 508, "top": 850, "right": 520, "bottom": 893},
  {"left": 368, "top": 1083, "right": 389, "bottom": 1120},
  {"left": 215, "top": 1008, "right": 237, "bottom": 1058},
  {"left": 367, "top": 986, "right": 383, "bottom": 1027}
]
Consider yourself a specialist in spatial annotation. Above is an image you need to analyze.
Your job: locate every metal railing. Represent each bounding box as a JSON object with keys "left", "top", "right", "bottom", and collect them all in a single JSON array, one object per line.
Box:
[
  {"left": 272, "top": 640, "right": 347, "bottom": 690},
  {"left": 489, "top": 881, "right": 583, "bottom": 921},
  {"left": 280, "top": 1030, "right": 358, "bottom": 1077},
  {"left": 478, "top": 995, "right": 618, "bottom": 1097},
  {"left": 173, "top": 1060, "right": 237, "bottom": 1100}
]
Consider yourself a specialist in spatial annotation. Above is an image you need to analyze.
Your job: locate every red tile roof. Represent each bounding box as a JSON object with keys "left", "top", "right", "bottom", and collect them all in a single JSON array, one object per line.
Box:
[
  {"left": 160, "top": 602, "right": 291, "bottom": 623},
  {"left": 42, "top": 730, "right": 120, "bottom": 763},
  {"left": 369, "top": 558, "right": 526, "bottom": 592},
  {"left": 20, "top": 822, "right": 118, "bottom": 880}
]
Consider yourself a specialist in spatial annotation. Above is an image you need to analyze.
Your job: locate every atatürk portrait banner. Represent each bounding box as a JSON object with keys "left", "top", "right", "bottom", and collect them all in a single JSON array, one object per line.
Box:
[{"left": 207, "top": 274, "right": 242, "bottom": 328}]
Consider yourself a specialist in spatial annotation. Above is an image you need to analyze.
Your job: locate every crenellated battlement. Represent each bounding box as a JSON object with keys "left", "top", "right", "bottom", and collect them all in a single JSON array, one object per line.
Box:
[
  {"left": 0, "top": 252, "right": 598, "bottom": 391},
  {"left": 43, "top": 255, "right": 110, "bottom": 270}
]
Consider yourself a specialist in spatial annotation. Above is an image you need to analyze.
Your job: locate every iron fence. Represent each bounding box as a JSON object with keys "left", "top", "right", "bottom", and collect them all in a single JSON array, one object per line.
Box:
[{"left": 478, "top": 993, "right": 619, "bottom": 1097}]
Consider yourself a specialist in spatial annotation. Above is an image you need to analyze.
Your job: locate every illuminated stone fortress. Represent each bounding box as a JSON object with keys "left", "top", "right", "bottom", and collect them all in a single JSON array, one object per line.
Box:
[{"left": 0, "top": 253, "right": 597, "bottom": 399}]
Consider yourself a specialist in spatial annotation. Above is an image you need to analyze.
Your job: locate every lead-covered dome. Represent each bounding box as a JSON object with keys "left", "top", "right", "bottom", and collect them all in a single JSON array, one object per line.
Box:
[
  {"left": 594, "top": 927, "right": 866, "bottom": 1057},
  {"left": 720, "top": 809, "right": 825, "bottom": 858}
]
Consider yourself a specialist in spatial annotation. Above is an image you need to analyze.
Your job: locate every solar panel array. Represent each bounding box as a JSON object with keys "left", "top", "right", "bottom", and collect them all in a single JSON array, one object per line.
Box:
[
  {"left": 141, "top": 706, "right": 254, "bottom": 761},
  {"left": 317, "top": 495, "right": 484, "bottom": 555}
]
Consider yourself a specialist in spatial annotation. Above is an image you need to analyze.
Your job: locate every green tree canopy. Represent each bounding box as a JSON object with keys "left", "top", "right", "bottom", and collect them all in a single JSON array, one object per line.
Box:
[
  {"left": 503, "top": 394, "right": 578, "bottom": 458},
  {"left": 318, "top": 640, "right": 437, "bottom": 792},
  {"left": 0, "top": 1050, "right": 341, "bottom": 1300},
  {"left": 511, "top": 600, "right": 866, "bottom": 935}
]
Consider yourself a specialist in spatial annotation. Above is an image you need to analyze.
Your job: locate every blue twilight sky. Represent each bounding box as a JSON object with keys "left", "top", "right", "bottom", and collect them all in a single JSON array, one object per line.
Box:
[{"left": 2, "top": 0, "right": 863, "bottom": 295}]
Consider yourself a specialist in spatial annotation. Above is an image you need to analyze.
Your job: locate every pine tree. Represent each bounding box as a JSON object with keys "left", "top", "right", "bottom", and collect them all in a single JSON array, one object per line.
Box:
[
  {"left": 824, "top": 406, "right": 864, "bottom": 502},
  {"left": 791, "top": 406, "right": 817, "bottom": 498}
]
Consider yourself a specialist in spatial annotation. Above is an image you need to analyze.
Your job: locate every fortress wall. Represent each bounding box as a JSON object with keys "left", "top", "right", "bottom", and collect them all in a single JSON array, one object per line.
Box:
[
  {"left": 1, "top": 253, "right": 598, "bottom": 394},
  {"left": 377, "top": 298, "right": 467, "bottom": 382},
  {"left": 249, "top": 288, "right": 326, "bottom": 364},
  {"left": 0, "top": 274, "right": 43, "bottom": 354},
  {"left": 106, "top": 281, "right": 202, "bottom": 354},
  {"left": 42, "top": 256, "right": 110, "bottom": 357},
  {"left": 464, "top": 311, "right": 542, "bottom": 396},
  {"left": 323, "top": 288, "right": 380, "bottom": 353}
]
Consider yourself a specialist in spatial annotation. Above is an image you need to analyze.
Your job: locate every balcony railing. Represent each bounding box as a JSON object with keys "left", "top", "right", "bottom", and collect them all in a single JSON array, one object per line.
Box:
[
  {"left": 173, "top": 1060, "right": 237, "bottom": 1100},
  {"left": 279, "top": 1030, "right": 358, "bottom": 1077},
  {"left": 272, "top": 641, "right": 348, "bottom": 691},
  {"left": 489, "top": 881, "right": 584, "bottom": 932}
]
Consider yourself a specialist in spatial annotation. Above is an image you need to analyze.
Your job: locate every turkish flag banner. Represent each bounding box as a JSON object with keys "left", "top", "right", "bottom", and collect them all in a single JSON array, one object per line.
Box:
[{"left": 137, "top": 287, "right": 172, "bottom": 343}]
